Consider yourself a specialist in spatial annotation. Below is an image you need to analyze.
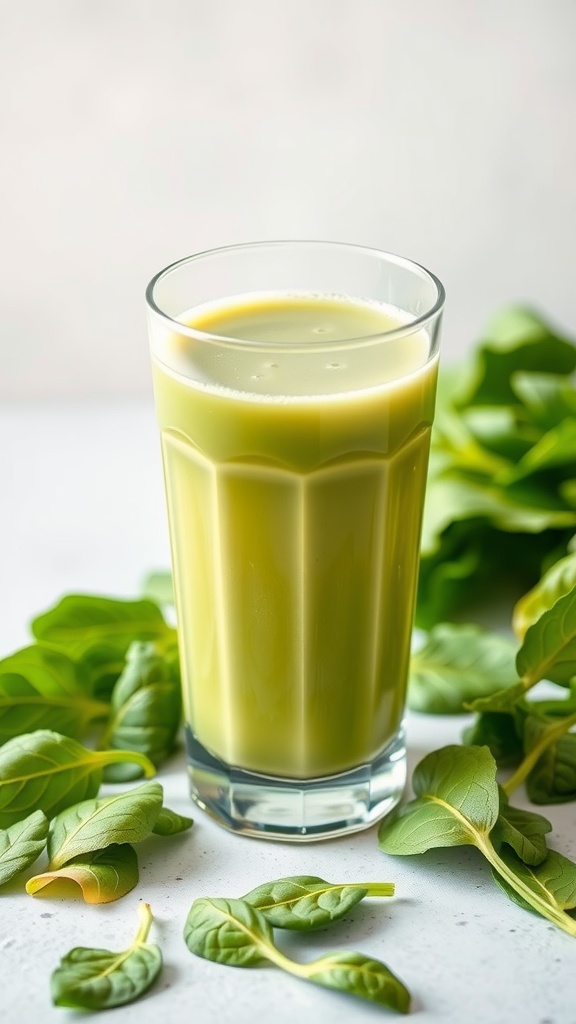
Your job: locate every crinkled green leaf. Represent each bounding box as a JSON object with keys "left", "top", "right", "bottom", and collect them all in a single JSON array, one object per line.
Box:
[
  {"left": 462, "top": 406, "right": 533, "bottom": 462},
  {"left": 242, "top": 875, "right": 393, "bottom": 931},
  {"left": 456, "top": 307, "right": 576, "bottom": 407},
  {"left": 492, "top": 847, "right": 576, "bottom": 915},
  {"left": 0, "top": 810, "right": 49, "bottom": 886},
  {"left": 306, "top": 950, "right": 410, "bottom": 1013},
  {"left": 0, "top": 645, "right": 108, "bottom": 745},
  {"left": 28, "top": 843, "right": 139, "bottom": 904},
  {"left": 102, "top": 642, "right": 181, "bottom": 779},
  {"left": 516, "top": 584, "right": 576, "bottom": 685},
  {"left": 462, "top": 711, "right": 523, "bottom": 767},
  {"left": 408, "top": 624, "right": 517, "bottom": 714},
  {"left": 184, "top": 897, "right": 272, "bottom": 967},
  {"left": 491, "top": 789, "right": 551, "bottom": 866},
  {"left": 467, "top": 681, "right": 529, "bottom": 714},
  {"left": 46, "top": 781, "right": 163, "bottom": 869},
  {"left": 78, "top": 644, "right": 127, "bottom": 702},
  {"left": 51, "top": 901, "right": 161, "bottom": 1008},
  {"left": 421, "top": 476, "right": 576, "bottom": 561},
  {"left": 504, "top": 418, "right": 576, "bottom": 484},
  {"left": 524, "top": 718, "right": 576, "bottom": 805},
  {"left": 378, "top": 746, "right": 500, "bottom": 855},
  {"left": 511, "top": 371, "right": 576, "bottom": 432},
  {"left": 0, "top": 730, "right": 155, "bottom": 829},
  {"left": 151, "top": 806, "right": 193, "bottom": 836},
  {"left": 31, "top": 595, "right": 173, "bottom": 660}
]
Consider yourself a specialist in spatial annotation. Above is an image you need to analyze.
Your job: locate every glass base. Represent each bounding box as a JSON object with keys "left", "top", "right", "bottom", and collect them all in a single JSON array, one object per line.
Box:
[{"left": 184, "top": 727, "right": 406, "bottom": 841}]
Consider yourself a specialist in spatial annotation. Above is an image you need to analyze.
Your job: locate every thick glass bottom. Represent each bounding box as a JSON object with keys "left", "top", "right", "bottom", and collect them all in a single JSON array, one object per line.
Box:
[{"left": 184, "top": 726, "right": 406, "bottom": 841}]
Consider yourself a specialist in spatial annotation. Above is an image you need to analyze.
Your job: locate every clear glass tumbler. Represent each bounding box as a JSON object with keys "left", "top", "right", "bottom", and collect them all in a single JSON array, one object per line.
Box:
[{"left": 146, "top": 241, "right": 444, "bottom": 840}]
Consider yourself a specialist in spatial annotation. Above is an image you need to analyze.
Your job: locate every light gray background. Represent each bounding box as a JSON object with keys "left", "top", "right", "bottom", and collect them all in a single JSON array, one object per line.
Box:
[{"left": 1, "top": 0, "right": 575, "bottom": 400}]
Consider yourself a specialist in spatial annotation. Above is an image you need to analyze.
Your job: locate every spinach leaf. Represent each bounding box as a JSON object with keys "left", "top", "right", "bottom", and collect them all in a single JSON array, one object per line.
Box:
[
  {"left": 492, "top": 848, "right": 576, "bottom": 915},
  {"left": 455, "top": 306, "right": 576, "bottom": 407},
  {"left": 101, "top": 641, "right": 181, "bottom": 779},
  {"left": 78, "top": 644, "right": 128, "bottom": 702},
  {"left": 27, "top": 843, "right": 139, "bottom": 904},
  {"left": 527, "top": 733, "right": 576, "bottom": 804},
  {"left": 184, "top": 896, "right": 271, "bottom": 967},
  {"left": 513, "top": 551, "right": 576, "bottom": 639},
  {"left": 305, "top": 951, "right": 411, "bottom": 1013},
  {"left": 51, "top": 901, "right": 162, "bottom": 1008},
  {"left": 491, "top": 790, "right": 550, "bottom": 866},
  {"left": 184, "top": 897, "right": 410, "bottom": 1013},
  {"left": 45, "top": 781, "right": 163, "bottom": 869},
  {"left": 417, "top": 308, "right": 576, "bottom": 626},
  {"left": 32, "top": 595, "right": 174, "bottom": 660},
  {"left": 408, "top": 624, "right": 517, "bottom": 714},
  {"left": 0, "top": 810, "right": 49, "bottom": 886},
  {"left": 0, "top": 645, "right": 108, "bottom": 746},
  {"left": 378, "top": 745, "right": 576, "bottom": 937},
  {"left": 377, "top": 745, "right": 500, "bottom": 854},
  {"left": 152, "top": 806, "right": 194, "bottom": 836},
  {"left": 0, "top": 730, "right": 155, "bottom": 829},
  {"left": 516, "top": 584, "right": 576, "bottom": 686},
  {"left": 511, "top": 371, "right": 576, "bottom": 433},
  {"left": 462, "top": 711, "right": 523, "bottom": 767},
  {"left": 467, "top": 682, "right": 530, "bottom": 714},
  {"left": 242, "top": 875, "right": 394, "bottom": 930},
  {"left": 504, "top": 418, "right": 576, "bottom": 483}
]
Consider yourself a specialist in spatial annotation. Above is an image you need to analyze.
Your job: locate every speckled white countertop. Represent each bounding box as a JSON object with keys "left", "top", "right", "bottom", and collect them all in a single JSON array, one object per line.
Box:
[{"left": 1, "top": 403, "right": 574, "bottom": 1024}]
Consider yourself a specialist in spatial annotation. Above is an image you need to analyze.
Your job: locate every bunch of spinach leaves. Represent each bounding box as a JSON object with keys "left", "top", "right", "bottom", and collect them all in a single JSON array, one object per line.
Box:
[
  {"left": 0, "top": 592, "right": 181, "bottom": 772},
  {"left": 398, "top": 545, "right": 576, "bottom": 938},
  {"left": 417, "top": 306, "right": 576, "bottom": 628},
  {"left": 0, "top": 590, "right": 191, "bottom": 903},
  {"left": 409, "top": 549, "right": 576, "bottom": 806}
]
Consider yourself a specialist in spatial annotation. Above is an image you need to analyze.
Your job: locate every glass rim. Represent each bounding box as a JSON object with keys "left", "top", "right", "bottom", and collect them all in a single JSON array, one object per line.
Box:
[{"left": 145, "top": 239, "right": 445, "bottom": 350}]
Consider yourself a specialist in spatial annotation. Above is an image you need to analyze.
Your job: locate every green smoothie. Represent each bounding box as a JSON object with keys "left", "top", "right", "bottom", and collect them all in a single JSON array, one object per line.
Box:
[{"left": 151, "top": 293, "right": 437, "bottom": 779}]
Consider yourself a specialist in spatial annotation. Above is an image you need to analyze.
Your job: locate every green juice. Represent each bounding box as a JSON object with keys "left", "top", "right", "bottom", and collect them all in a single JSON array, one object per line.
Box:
[{"left": 152, "top": 293, "right": 437, "bottom": 779}]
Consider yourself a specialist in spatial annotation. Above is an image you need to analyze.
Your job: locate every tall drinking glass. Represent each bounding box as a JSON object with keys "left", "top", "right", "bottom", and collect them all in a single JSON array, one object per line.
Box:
[{"left": 146, "top": 241, "right": 443, "bottom": 840}]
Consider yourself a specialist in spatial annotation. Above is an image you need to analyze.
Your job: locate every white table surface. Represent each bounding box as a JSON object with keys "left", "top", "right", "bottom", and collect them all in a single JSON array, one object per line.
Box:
[{"left": 1, "top": 401, "right": 574, "bottom": 1024}]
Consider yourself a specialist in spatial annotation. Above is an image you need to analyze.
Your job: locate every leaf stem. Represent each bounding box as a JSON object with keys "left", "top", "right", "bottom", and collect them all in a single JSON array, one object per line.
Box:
[
  {"left": 135, "top": 902, "right": 153, "bottom": 946},
  {"left": 253, "top": 936, "right": 311, "bottom": 979},
  {"left": 95, "top": 749, "right": 156, "bottom": 777},
  {"left": 361, "top": 882, "right": 395, "bottom": 897},
  {"left": 504, "top": 711, "right": 576, "bottom": 796}
]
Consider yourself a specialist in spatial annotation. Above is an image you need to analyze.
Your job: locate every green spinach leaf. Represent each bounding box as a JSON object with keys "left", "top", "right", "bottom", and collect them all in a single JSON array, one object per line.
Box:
[
  {"left": 462, "top": 710, "right": 523, "bottom": 767},
  {"left": 492, "top": 847, "right": 576, "bottom": 915},
  {"left": 0, "top": 810, "right": 49, "bottom": 886},
  {"left": 51, "top": 901, "right": 162, "bottom": 1008},
  {"left": 45, "top": 781, "right": 163, "bottom": 869},
  {"left": 101, "top": 641, "right": 181, "bottom": 779},
  {"left": 0, "top": 730, "right": 155, "bottom": 829},
  {"left": 0, "top": 645, "right": 108, "bottom": 746},
  {"left": 184, "top": 897, "right": 410, "bottom": 1012},
  {"left": 242, "top": 875, "right": 394, "bottom": 930},
  {"left": 408, "top": 624, "right": 517, "bottom": 714},
  {"left": 513, "top": 551, "right": 576, "bottom": 639},
  {"left": 378, "top": 745, "right": 576, "bottom": 937},
  {"left": 491, "top": 790, "right": 550, "bottom": 866},
  {"left": 32, "top": 595, "right": 173, "bottom": 660},
  {"left": 151, "top": 806, "right": 194, "bottom": 836}
]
